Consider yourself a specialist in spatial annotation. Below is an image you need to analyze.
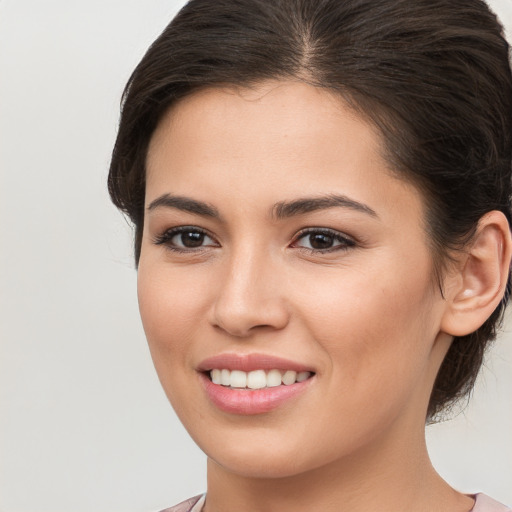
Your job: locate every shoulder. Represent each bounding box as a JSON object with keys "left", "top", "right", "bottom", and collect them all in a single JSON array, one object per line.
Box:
[
  {"left": 472, "top": 494, "right": 512, "bottom": 512},
  {"left": 158, "top": 494, "right": 205, "bottom": 512}
]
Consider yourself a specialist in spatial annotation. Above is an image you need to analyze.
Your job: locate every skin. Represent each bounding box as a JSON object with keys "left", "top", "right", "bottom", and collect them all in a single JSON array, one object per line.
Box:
[{"left": 138, "top": 80, "right": 510, "bottom": 512}]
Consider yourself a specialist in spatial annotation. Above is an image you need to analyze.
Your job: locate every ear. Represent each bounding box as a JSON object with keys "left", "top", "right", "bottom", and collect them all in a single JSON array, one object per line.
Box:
[{"left": 440, "top": 211, "right": 512, "bottom": 337}]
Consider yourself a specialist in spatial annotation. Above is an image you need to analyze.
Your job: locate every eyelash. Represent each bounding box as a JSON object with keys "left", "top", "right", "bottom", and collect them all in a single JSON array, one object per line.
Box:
[
  {"left": 291, "top": 228, "right": 356, "bottom": 254},
  {"left": 152, "top": 226, "right": 356, "bottom": 254},
  {"left": 152, "top": 226, "right": 218, "bottom": 253}
]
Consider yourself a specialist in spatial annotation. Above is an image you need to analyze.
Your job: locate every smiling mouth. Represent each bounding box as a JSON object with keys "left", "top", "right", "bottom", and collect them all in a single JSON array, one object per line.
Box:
[{"left": 207, "top": 369, "right": 314, "bottom": 389}]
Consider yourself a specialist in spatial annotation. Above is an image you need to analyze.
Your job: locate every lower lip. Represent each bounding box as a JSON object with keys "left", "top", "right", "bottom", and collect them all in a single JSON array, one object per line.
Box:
[{"left": 200, "top": 373, "right": 313, "bottom": 415}]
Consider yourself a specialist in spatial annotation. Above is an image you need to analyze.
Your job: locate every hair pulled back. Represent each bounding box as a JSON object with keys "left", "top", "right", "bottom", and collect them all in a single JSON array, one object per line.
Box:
[{"left": 108, "top": 0, "right": 512, "bottom": 420}]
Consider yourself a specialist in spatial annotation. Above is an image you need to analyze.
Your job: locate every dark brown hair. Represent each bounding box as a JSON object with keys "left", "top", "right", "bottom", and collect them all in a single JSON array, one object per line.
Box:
[{"left": 108, "top": 0, "right": 512, "bottom": 420}]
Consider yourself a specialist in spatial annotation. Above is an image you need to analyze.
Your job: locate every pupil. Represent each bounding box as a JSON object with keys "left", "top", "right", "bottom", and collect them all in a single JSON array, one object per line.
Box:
[
  {"left": 310, "top": 233, "right": 333, "bottom": 249},
  {"left": 182, "top": 231, "right": 204, "bottom": 247}
]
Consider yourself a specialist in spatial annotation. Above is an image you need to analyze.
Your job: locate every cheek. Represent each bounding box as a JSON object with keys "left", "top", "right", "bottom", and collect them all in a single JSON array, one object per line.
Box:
[
  {"left": 136, "top": 261, "right": 213, "bottom": 424},
  {"left": 137, "top": 261, "right": 208, "bottom": 367},
  {"left": 277, "top": 269, "right": 440, "bottom": 463},
  {"left": 295, "top": 259, "right": 438, "bottom": 398}
]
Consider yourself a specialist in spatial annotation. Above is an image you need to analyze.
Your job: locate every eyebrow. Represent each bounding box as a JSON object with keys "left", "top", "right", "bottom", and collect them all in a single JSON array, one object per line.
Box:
[
  {"left": 147, "top": 192, "right": 378, "bottom": 221},
  {"left": 272, "top": 194, "right": 378, "bottom": 220},
  {"left": 147, "top": 194, "right": 220, "bottom": 218}
]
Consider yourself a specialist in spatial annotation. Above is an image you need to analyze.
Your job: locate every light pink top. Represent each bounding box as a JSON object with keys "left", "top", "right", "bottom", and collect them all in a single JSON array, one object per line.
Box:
[
  {"left": 472, "top": 494, "right": 512, "bottom": 512},
  {"left": 160, "top": 493, "right": 511, "bottom": 512}
]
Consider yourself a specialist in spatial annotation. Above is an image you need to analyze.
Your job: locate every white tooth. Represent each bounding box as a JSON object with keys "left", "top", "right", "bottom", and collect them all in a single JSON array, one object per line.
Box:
[
  {"left": 230, "top": 370, "right": 247, "bottom": 388},
  {"left": 211, "top": 369, "right": 222, "bottom": 384},
  {"left": 282, "top": 370, "right": 297, "bottom": 385},
  {"left": 266, "top": 369, "right": 282, "bottom": 387},
  {"left": 247, "top": 370, "right": 266, "bottom": 389},
  {"left": 296, "top": 371, "right": 310, "bottom": 382},
  {"left": 221, "top": 369, "right": 231, "bottom": 386}
]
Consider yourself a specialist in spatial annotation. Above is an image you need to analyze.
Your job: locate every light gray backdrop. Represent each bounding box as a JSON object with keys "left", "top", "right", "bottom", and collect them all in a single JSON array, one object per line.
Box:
[{"left": 1, "top": 1, "right": 511, "bottom": 511}]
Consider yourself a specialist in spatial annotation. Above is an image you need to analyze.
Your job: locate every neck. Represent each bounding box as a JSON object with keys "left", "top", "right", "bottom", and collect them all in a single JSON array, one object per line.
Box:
[{"left": 204, "top": 420, "right": 474, "bottom": 512}]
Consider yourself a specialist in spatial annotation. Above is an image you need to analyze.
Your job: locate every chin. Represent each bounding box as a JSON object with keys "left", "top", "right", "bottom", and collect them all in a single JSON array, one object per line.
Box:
[
  {"left": 207, "top": 448, "right": 312, "bottom": 479},
  {"left": 196, "top": 423, "right": 350, "bottom": 480}
]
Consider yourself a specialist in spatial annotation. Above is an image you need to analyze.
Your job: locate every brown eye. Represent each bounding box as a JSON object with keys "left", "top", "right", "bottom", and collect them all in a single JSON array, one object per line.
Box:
[
  {"left": 175, "top": 231, "right": 206, "bottom": 248},
  {"left": 308, "top": 233, "right": 335, "bottom": 249},
  {"left": 153, "top": 226, "right": 218, "bottom": 251},
  {"left": 293, "top": 229, "right": 355, "bottom": 252}
]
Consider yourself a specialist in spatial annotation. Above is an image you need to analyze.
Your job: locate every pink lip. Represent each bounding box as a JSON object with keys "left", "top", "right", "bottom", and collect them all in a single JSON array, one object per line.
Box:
[
  {"left": 197, "top": 353, "right": 316, "bottom": 415},
  {"left": 200, "top": 373, "right": 313, "bottom": 415},
  {"left": 197, "top": 353, "right": 314, "bottom": 373}
]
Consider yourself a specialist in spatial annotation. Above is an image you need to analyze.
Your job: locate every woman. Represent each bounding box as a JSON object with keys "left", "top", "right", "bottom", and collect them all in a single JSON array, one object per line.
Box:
[{"left": 108, "top": 0, "right": 512, "bottom": 510}]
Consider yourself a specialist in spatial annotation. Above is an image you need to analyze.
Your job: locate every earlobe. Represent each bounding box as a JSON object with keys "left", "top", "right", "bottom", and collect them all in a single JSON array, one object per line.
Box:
[{"left": 441, "top": 211, "right": 512, "bottom": 337}]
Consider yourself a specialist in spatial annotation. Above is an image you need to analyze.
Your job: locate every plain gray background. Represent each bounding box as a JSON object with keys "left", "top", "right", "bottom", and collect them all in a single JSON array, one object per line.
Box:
[{"left": 1, "top": 1, "right": 511, "bottom": 511}]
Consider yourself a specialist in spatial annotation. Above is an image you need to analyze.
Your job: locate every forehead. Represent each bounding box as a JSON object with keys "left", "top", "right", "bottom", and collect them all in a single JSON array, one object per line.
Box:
[
  {"left": 150, "top": 81, "right": 379, "bottom": 151},
  {"left": 148, "top": 81, "right": 379, "bottom": 178},
  {"left": 145, "top": 80, "right": 423, "bottom": 224}
]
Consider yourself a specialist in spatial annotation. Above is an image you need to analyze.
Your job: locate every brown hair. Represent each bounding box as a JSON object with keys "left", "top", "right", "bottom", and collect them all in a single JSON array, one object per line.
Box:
[{"left": 108, "top": 0, "right": 512, "bottom": 420}]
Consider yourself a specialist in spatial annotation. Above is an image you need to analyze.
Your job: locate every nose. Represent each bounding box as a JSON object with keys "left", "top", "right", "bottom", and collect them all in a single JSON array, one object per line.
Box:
[{"left": 210, "top": 250, "right": 290, "bottom": 338}]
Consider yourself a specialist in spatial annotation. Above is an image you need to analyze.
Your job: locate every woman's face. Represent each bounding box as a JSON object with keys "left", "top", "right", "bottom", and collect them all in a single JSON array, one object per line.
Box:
[{"left": 138, "top": 81, "right": 453, "bottom": 478}]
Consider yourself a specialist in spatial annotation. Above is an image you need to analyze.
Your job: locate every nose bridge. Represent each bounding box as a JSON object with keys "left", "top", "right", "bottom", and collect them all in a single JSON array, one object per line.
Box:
[{"left": 212, "top": 242, "right": 289, "bottom": 337}]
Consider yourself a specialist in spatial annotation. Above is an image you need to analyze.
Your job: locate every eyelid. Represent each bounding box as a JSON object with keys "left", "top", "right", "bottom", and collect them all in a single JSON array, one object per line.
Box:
[
  {"left": 291, "top": 227, "right": 356, "bottom": 252},
  {"left": 152, "top": 225, "right": 219, "bottom": 251}
]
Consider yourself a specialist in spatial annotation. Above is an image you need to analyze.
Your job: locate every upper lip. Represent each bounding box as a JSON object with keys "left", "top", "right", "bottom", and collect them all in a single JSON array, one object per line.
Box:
[{"left": 197, "top": 353, "right": 315, "bottom": 373}]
